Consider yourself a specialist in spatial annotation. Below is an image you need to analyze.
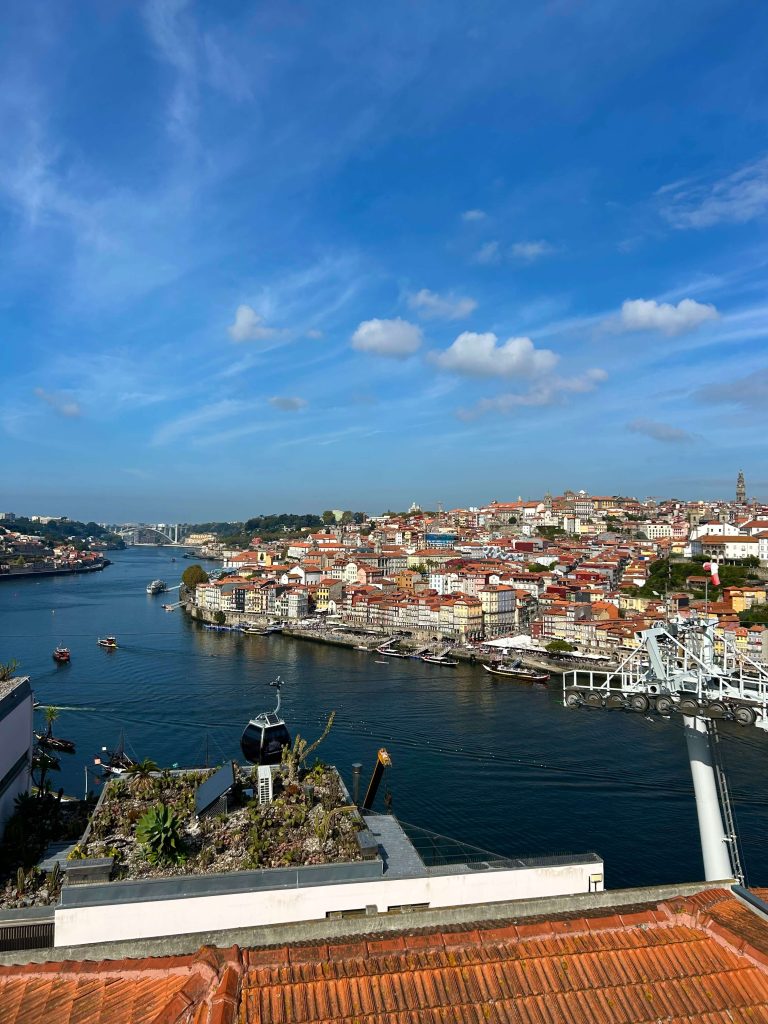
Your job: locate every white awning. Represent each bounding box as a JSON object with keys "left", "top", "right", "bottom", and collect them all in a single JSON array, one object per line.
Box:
[{"left": 481, "top": 635, "right": 548, "bottom": 652}]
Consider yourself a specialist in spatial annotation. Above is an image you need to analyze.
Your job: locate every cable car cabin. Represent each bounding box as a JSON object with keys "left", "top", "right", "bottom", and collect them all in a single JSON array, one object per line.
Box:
[{"left": 240, "top": 711, "right": 290, "bottom": 766}]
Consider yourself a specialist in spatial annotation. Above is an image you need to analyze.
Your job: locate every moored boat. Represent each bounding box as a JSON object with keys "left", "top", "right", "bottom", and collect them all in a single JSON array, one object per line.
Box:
[
  {"left": 97, "top": 636, "right": 118, "bottom": 649},
  {"left": 96, "top": 730, "right": 136, "bottom": 776},
  {"left": 52, "top": 646, "right": 71, "bottom": 664},
  {"left": 483, "top": 661, "right": 549, "bottom": 683},
  {"left": 146, "top": 579, "right": 167, "bottom": 595},
  {"left": 36, "top": 733, "right": 76, "bottom": 754},
  {"left": 421, "top": 655, "right": 459, "bottom": 666},
  {"left": 375, "top": 646, "right": 410, "bottom": 658}
]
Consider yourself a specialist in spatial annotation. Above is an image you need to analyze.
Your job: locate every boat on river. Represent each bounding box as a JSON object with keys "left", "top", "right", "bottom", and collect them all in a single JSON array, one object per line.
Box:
[
  {"left": 421, "top": 655, "right": 459, "bottom": 666},
  {"left": 376, "top": 645, "right": 410, "bottom": 659},
  {"left": 97, "top": 636, "right": 118, "bottom": 649},
  {"left": 146, "top": 579, "right": 167, "bottom": 595},
  {"left": 97, "top": 731, "right": 136, "bottom": 776},
  {"left": 483, "top": 661, "right": 549, "bottom": 683},
  {"left": 36, "top": 733, "right": 76, "bottom": 754},
  {"left": 52, "top": 646, "right": 71, "bottom": 664}
]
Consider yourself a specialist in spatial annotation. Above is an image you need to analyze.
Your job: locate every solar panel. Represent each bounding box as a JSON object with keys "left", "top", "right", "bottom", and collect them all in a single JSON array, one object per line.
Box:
[{"left": 195, "top": 761, "right": 236, "bottom": 817}]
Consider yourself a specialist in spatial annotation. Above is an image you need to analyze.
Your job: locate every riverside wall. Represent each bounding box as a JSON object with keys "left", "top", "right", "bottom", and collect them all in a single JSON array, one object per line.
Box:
[{"left": 182, "top": 601, "right": 617, "bottom": 673}]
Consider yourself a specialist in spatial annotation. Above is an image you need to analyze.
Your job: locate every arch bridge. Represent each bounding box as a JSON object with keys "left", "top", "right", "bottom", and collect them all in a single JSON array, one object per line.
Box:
[{"left": 117, "top": 524, "right": 183, "bottom": 545}]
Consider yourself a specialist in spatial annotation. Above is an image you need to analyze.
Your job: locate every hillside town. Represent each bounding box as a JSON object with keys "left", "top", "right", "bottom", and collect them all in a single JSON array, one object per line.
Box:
[
  {"left": 0, "top": 515, "right": 118, "bottom": 578},
  {"left": 185, "top": 474, "right": 768, "bottom": 665}
]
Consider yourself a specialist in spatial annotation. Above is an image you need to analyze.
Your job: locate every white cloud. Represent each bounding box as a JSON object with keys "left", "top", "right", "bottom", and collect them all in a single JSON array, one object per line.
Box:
[
  {"left": 461, "top": 209, "right": 487, "bottom": 222},
  {"left": 228, "top": 304, "right": 278, "bottom": 342},
  {"left": 351, "top": 318, "right": 423, "bottom": 358},
  {"left": 471, "top": 240, "right": 501, "bottom": 265},
  {"left": 432, "top": 332, "right": 558, "bottom": 378},
  {"left": 306, "top": 328, "right": 324, "bottom": 339},
  {"left": 660, "top": 157, "right": 768, "bottom": 228},
  {"left": 407, "top": 288, "right": 477, "bottom": 321},
  {"left": 627, "top": 418, "right": 694, "bottom": 443},
  {"left": 617, "top": 298, "right": 719, "bottom": 336},
  {"left": 33, "top": 388, "right": 81, "bottom": 418},
  {"left": 510, "top": 240, "right": 554, "bottom": 262},
  {"left": 269, "top": 396, "right": 307, "bottom": 412},
  {"left": 458, "top": 369, "right": 607, "bottom": 420}
]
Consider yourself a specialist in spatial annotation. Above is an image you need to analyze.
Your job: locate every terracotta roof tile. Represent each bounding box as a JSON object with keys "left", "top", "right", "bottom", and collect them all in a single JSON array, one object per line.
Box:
[
  {"left": 239, "top": 896, "right": 768, "bottom": 1024},
  {"left": 0, "top": 947, "right": 242, "bottom": 1024}
]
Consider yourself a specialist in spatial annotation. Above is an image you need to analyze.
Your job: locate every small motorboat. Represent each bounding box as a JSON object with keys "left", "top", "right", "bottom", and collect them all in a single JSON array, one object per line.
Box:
[
  {"left": 421, "top": 655, "right": 459, "bottom": 666},
  {"left": 483, "top": 661, "right": 549, "bottom": 683},
  {"left": 52, "top": 647, "right": 71, "bottom": 664},
  {"left": 36, "top": 733, "right": 76, "bottom": 754},
  {"left": 97, "top": 636, "right": 118, "bottom": 649}
]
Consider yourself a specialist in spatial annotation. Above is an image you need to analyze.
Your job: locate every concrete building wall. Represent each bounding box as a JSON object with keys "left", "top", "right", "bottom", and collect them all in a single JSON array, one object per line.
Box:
[
  {"left": 0, "top": 678, "right": 34, "bottom": 835},
  {"left": 54, "top": 860, "right": 603, "bottom": 947}
]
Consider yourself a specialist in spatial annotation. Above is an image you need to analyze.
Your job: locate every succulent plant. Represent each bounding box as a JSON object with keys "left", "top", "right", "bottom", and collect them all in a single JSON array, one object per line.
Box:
[{"left": 136, "top": 804, "right": 184, "bottom": 864}]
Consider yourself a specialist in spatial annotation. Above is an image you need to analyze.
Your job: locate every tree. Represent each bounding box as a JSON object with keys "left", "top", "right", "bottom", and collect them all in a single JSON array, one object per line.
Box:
[
  {"left": 546, "top": 639, "right": 576, "bottom": 654},
  {"left": 213, "top": 610, "right": 226, "bottom": 625},
  {"left": 182, "top": 564, "right": 209, "bottom": 589},
  {"left": 352, "top": 512, "right": 366, "bottom": 525},
  {"left": 340, "top": 511, "right": 353, "bottom": 525},
  {"left": 321, "top": 510, "right": 336, "bottom": 526},
  {"left": 44, "top": 706, "right": 59, "bottom": 739}
]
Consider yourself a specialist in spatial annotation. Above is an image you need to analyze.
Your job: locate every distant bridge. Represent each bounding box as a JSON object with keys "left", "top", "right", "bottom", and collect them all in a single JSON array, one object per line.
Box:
[{"left": 117, "top": 524, "right": 186, "bottom": 546}]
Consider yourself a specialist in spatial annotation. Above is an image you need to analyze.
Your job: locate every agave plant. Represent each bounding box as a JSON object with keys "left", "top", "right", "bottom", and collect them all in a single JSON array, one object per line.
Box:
[{"left": 136, "top": 804, "right": 184, "bottom": 864}]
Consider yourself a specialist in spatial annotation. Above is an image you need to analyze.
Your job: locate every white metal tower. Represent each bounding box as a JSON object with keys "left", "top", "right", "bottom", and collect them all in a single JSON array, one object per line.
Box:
[{"left": 563, "top": 615, "right": 768, "bottom": 882}]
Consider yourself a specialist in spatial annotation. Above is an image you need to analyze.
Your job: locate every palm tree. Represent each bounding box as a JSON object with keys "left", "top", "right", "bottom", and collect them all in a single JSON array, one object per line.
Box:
[
  {"left": 44, "top": 705, "right": 59, "bottom": 739},
  {"left": 127, "top": 758, "right": 159, "bottom": 797}
]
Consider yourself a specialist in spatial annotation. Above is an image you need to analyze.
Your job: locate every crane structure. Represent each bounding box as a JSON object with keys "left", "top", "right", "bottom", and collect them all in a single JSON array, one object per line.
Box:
[{"left": 563, "top": 615, "right": 768, "bottom": 883}]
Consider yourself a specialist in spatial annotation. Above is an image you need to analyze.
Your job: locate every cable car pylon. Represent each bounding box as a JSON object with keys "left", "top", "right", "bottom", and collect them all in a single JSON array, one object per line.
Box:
[{"left": 563, "top": 613, "right": 768, "bottom": 883}]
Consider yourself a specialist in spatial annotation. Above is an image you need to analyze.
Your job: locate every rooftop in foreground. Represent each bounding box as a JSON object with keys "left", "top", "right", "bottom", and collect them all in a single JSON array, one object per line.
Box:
[{"left": 3, "top": 884, "right": 768, "bottom": 1023}]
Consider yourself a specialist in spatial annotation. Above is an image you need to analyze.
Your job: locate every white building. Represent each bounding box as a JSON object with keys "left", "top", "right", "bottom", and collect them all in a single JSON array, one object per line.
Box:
[{"left": 0, "top": 676, "right": 33, "bottom": 836}]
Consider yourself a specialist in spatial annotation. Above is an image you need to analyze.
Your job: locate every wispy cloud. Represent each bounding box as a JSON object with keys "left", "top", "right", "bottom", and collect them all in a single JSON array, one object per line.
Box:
[
  {"left": 627, "top": 418, "right": 695, "bottom": 443},
  {"left": 458, "top": 369, "right": 607, "bottom": 420},
  {"left": 659, "top": 156, "right": 768, "bottom": 228},
  {"left": 461, "top": 209, "right": 486, "bottom": 222},
  {"left": 694, "top": 368, "right": 768, "bottom": 411},
  {"left": 510, "top": 240, "right": 555, "bottom": 262},
  {"left": 471, "top": 240, "right": 501, "bottom": 265},
  {"left": 33, "top": 388, "right": 81, "bottom": 418},
  {"left": 269, "top": 396, "right": 307, "bottom": 412},
  {"left": 407, "top": 288, "right": 477, "bottom": 320},
  {"left": 151, "top": 398, "right": 251, "bottom": 445}
]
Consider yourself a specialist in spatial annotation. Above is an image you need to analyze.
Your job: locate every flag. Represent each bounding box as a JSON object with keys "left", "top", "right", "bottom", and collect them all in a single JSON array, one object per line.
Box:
[{"left": 703, "top": 561, "right": 720, "bottom": 587}]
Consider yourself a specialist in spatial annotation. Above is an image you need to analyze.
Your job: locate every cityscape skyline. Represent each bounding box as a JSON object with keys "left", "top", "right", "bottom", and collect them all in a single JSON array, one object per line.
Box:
[{"left": 2, "top": 2, "right": 767, "bottom": 519}]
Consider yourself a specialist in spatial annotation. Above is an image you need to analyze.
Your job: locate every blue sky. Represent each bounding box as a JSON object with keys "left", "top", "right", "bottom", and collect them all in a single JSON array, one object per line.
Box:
[{"left": 1, "top": 0, "right": 767, "bottom": 521}]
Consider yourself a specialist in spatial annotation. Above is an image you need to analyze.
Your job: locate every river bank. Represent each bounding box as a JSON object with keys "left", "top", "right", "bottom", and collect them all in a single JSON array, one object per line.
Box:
[
  {"left": 0, "top": 560, "right": 110, "bottom": 582},
  {"left": 182, "top": 602, "right": 617, "bottom": 674}
]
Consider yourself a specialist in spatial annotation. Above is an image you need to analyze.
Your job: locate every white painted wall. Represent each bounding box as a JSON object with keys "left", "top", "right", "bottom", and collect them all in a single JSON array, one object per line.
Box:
[
  {"left": 55, "top": 860, "right": 602, "bottom": 947},
  {"left": 0, "top": 682, "right": 33, "bottom": 834}
]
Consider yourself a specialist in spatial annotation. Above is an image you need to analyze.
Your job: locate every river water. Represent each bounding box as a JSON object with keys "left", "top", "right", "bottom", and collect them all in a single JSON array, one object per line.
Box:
[{"left": 1, "top": 547, "right": 766, "bottom": 889}]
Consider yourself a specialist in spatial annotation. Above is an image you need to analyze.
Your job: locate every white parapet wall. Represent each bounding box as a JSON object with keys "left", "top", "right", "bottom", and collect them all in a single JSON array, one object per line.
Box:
[{"left": 54, "top": 859, "right": 603, "bottom": 947}]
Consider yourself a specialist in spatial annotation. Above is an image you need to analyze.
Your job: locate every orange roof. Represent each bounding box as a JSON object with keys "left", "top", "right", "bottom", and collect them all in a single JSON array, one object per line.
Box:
[
  {"left": 241, "top": 888, "right": 768, "bottom": 1023},
  {"left": 7, "top": 888, "right": 768, "bottom": 1023},
  {"left": 0, "top": 945, "right": 241, "bottom": 1024}
]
